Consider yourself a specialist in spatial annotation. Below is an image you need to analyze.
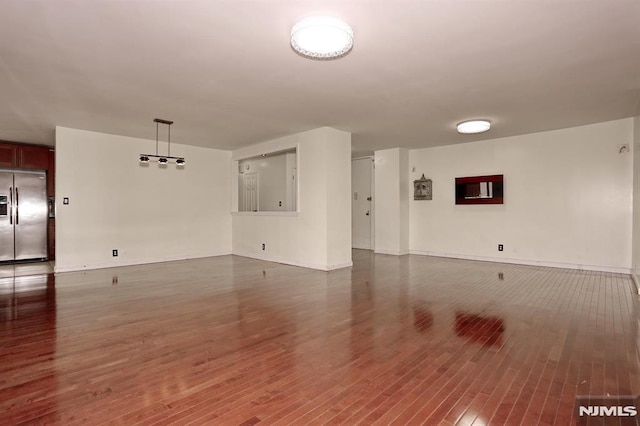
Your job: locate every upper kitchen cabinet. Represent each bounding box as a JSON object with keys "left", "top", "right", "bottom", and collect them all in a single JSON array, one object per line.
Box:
[
  {"left": 19, "top": 145, "right": 49, "bottom": 170},
  {"left": 0, "top": 142, "right": 50, "bottom": 170},
  {"left": 0, "top": 143, "right": 17, "bottom": 167}
]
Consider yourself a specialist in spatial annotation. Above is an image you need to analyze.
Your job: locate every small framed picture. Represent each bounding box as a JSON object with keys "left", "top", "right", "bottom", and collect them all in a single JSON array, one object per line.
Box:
[{"left": 414, "top": 174, "right": 432, "bottom": 200}]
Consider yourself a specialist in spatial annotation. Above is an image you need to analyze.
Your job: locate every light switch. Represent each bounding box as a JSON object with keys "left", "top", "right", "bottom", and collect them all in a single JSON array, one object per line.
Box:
[{"left": 63, "top": 197, "right": 69, "bottom": 205}]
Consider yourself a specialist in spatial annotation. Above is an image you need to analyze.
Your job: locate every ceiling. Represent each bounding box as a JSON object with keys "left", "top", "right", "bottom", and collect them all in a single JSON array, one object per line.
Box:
[{"left": 1, "top": 0, "right": 639, "bottom": 156}]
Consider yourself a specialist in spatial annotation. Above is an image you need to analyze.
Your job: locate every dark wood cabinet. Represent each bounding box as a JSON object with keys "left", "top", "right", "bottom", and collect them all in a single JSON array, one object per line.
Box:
[
  {"left": 48, "top": 220, "right": 55, "bottom": 260},
  {"left": 0, "top": 142, "right": 50, "bottom": 170},
  {"left": 47, "top": 149, "right": 55, "bottom": 197},
  {"left": 19, "top": 145, "right": 49, "bottom": 170},
  {"left": 0, "top": 143, "right": 18, "bottom": 167}
]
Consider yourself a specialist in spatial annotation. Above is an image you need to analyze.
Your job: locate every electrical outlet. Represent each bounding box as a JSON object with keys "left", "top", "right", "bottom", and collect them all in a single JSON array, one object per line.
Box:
[
  {"left": 279, "top": 201, "right": 282, "bottom": 207},
  {"left": 112, "top": 249, "right": 118, "bottom": 257},
  {"left": 262, "top": 243, "right": 265, "bottom": 251},
  {"left": 498, "top": 244, "right": 504, "bottom": 252}
]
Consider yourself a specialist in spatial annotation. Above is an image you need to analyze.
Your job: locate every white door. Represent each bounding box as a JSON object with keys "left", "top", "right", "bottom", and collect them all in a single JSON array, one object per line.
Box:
[
  {"left": 243, "top": 173, "right": 258, "bottom": 212},
  {"left": 352, "top": 158, "right": 374, "bottom": 249}
]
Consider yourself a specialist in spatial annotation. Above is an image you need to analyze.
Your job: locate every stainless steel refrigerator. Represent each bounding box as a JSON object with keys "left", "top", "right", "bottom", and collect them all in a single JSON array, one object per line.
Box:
[{"left": 0, "top": 170, "right": 48, "bottom": 262}]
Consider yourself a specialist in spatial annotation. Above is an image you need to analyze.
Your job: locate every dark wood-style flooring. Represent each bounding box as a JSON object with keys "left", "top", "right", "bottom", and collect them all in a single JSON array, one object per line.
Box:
[{"left": 1, "top": 251, "right": 639, "bottom": 425}]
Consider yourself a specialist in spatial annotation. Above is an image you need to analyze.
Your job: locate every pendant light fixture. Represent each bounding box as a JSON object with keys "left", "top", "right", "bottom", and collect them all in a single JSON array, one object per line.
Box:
[{"left": 139, "top": 118, "right": 185, "bottom": 166}]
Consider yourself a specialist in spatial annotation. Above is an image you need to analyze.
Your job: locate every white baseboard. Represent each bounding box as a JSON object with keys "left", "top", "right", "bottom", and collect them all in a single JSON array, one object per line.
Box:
[
  {"left": 53, "top": 248, "right": 633, "bottom": 280},
  {"left": 409, "top": 250, "right": 632, "bottom": 275},
  {"left": 325, "top": 261, "right": 353, "bottom": 271},
  {"left": 631, "top": 271, "right": 640, "bottom": 294},
  {"left": 232, "top": 251, "right": 352, "bottom": 271},
  {"left": 374, "top": 249, "right": 410, "bottom": 256},
  {"left": 54, "top": 251, "right": 232, "bottom": 274}
]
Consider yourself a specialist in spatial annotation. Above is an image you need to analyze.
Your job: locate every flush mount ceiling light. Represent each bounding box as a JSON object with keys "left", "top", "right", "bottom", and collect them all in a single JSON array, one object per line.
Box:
[
  {"left": 457, "top": 120, "right": 491, "bottom": 134},
  {"left": 290, "top": 16, "right": 354, "bottom": 60},
  {"left": 139, "top": 118, "right": 185, "bottom": 166}
]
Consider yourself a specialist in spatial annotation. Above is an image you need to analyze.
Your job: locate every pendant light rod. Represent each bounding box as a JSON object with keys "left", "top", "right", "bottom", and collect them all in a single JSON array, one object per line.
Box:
[
  {"left": 153, "top": 119, "right": 174, "bottom": 125},
  {"left": 153, "top": 118, "right": 173, "bottom": 156},
  {"left": 140, "top": 118, "right": 184, "bottom": 166}
]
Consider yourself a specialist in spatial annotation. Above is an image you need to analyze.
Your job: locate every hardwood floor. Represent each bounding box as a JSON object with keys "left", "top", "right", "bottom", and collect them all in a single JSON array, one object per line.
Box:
[
  {"left": 0, "top": 261, "right": 53, "bottom": 279},
  {"left": 1, "top": 251, "right": 638, "bottom": 425}
]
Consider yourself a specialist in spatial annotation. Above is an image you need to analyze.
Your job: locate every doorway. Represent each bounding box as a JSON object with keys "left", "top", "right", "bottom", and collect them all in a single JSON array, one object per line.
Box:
[{"left": 351, "top": 157, "right": 374, "bottom": 250}]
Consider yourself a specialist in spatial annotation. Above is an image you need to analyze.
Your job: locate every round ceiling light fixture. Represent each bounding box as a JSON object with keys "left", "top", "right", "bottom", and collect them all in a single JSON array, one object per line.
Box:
[
  {"left": 290, "top": 16, "right": 354, "bottom": 60},
  {"left": 457, "top": 120, "right": 491, "bottom": 134}
]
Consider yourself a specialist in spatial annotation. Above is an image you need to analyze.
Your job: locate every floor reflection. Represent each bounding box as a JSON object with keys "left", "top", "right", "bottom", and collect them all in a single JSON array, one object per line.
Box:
[
  {"left": 412, "top": 302, "right": 433, "bottom": 333},
  {"left": 0, "top": 261, "right": 54, "bottom": 279},
  {"left": 454, "top": 312, "right": 504, "bottom": 347},
  {"left": 0, "top": 273, "right": 58, "bottom": 424},
  {"left": 0, "top": 273, "right": 56, "bottom": 322}
]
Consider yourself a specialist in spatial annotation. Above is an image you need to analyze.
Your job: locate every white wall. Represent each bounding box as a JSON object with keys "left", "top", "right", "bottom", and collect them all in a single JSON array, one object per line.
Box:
[
  {"left": 409, "top": 119, "right": 634, "bottom": 272},
  {"left": 399, "top": 149, "right": 410, "bottom": 252},
  {"left": 55, "top": 127, "right": 232, "bottom": 272},
  {"left": 632, "top": 116, "right": 640, "bottom": 280},
  {"left": 326, "top": 136, "right": 352, "bottom": 266},
  {"left": 374, "top": 148, "right": 409, "bottom": 255},
  {"left": 232, "top": 127, "right": 352, "bottom": 270}
]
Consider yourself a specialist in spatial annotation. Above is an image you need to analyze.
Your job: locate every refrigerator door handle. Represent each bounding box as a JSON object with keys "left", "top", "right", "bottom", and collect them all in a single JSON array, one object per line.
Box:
[
  {"left": 15, "top": 187, "right": 18, "bottom": 225},
  {"left": 9, "top": 187, "right": 12, "bottom": 225}
]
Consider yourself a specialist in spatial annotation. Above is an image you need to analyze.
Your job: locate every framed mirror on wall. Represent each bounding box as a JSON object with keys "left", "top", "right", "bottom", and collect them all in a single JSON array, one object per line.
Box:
[{"left": 236, "top": 148, "right": 297, "bottom": 212}]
